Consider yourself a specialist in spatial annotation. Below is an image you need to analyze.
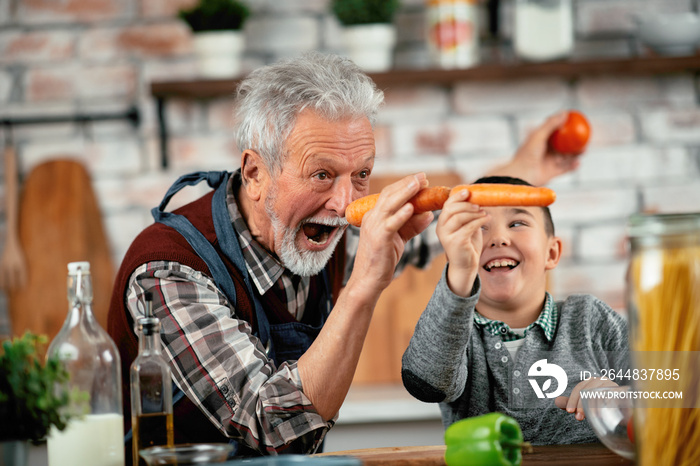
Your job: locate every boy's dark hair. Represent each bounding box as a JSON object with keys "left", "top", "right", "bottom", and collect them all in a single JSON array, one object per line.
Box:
[{"left": 472, "top": 176, "right": 555, "bottom": 236}]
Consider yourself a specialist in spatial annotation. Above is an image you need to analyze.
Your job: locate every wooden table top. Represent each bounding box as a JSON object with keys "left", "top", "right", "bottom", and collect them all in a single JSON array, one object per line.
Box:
[{"left": 317, "top": 443, "right": 634, "bottom": 465}]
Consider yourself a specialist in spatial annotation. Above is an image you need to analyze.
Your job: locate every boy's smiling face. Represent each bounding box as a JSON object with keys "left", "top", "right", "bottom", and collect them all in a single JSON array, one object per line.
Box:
[{"left": 477, "top": 205, "right": 562, "bottom": 316}]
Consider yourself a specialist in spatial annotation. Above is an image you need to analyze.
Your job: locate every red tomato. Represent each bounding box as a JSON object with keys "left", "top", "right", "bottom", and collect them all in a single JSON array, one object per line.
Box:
[{"left": 548, "top": 111, "right": 591, "bottom": 155}]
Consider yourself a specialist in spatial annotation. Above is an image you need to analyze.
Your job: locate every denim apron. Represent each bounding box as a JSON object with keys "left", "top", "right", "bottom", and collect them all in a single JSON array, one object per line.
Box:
[{"left": 127, "top": 171, "right": 332, "bottom": 456}]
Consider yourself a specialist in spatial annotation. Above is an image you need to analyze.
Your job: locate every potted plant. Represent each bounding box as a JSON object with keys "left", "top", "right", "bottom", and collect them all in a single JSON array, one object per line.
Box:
[
  {"left": 179, "top": 0, "right": 251, "bottom": 78},
  {"left": 331, "top": 0, "right": 401, "bottom": 72},
  {"left": 0, "top": 333, "right": 78, "bottom": 466}
]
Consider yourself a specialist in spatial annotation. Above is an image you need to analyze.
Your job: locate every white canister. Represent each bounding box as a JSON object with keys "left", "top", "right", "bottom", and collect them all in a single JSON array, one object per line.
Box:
[
  {"left": 514, "top": 0, "right": 574, "bottom": 62},
  {"left": 426, "top": 0, "right": 480, "bottom": 69}
]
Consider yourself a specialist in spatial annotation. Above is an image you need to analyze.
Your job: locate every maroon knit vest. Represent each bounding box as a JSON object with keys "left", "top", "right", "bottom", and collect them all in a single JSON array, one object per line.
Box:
[{"left": 107, "top": 190, "right": 346, "bottom": 452}]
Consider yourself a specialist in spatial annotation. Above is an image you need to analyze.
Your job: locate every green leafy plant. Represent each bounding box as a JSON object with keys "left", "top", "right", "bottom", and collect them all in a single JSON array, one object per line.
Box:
[
  {"left": 331, "top": 0, "right": 401, "bottom": 26},
  {"left": 179, "top": 0, "right": 251, "bottom": 33},
  {"left": 0, "top": 333, "right": 82, "bottom": 441}
]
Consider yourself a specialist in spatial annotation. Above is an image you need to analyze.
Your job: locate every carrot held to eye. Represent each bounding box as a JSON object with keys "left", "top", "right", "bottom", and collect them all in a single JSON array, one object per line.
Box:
[
  {"left": 450, "top": 183, "right": 556, "bottom": 207},
  {"left": 345, "top": 183, "right": 556, "bottom": 227},
  {"left": 345, "top": 186, "right": 450, "bottom": 227}
]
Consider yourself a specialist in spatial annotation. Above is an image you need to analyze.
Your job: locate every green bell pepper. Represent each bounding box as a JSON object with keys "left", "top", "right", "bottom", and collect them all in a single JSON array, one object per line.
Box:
[{"left": 444, "top": 412, "right": 529, "bottom": 466}]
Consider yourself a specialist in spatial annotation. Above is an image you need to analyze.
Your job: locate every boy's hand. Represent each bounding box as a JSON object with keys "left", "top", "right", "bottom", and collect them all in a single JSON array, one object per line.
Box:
[
  {"left": 484, "top": 111, "right": 582, "bottom": 186},
  {"left": 438, "top": 188, "right": 489, "bottom": 297},
  {"left": 555, "top": 377, "right": 619, "bottom": 421}
]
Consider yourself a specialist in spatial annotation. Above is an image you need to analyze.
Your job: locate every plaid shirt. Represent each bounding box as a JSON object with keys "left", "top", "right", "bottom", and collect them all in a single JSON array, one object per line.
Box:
[
  {"left": 125, "top": 172, "right": 442, "bottom": 454},
  {"left": 473, "top": 292, "right": 558, "bottom": 342}
]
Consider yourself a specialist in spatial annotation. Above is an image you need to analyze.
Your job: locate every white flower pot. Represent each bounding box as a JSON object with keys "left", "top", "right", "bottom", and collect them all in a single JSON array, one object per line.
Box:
[
  {"left": 342, "top": 23, "right": 397, "bottom": 73},
  {"left": 192, "top": 30, "right": 245, "bottom": 78},
  {"left": 0, "top": 440, "right": 28, "bottom": 466}
]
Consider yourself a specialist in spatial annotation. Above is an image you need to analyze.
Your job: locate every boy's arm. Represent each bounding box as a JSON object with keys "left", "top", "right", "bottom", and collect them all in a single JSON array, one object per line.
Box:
[
  {"left": 555, "top": 297, "right": 630, "bottom": 420},
  {"left": 401, "top": 269, "right": 481, "bottom": 403},
  {"left": 401, "top": 189, "right": 488, "bottom": 403}
]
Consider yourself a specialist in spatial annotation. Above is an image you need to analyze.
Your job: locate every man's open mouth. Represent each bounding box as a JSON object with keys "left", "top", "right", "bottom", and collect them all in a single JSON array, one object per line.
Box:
[
  {"left": 302, "top": 223, "right": 337, "bottom": 246},
  {"left": 484, "top": 259, "right": 519, "bottom": 272}
]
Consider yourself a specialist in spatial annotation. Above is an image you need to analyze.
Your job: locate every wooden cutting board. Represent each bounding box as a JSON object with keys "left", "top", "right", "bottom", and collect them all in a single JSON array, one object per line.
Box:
[
  {"left": 317, "top": 445, "right": 446, "bottom": 466},
  {"left": 8, "top": 159, "right": 114, "bottom": 341},
  {"left": 317, "top": 443, "right": 633, "bottom": 465}
]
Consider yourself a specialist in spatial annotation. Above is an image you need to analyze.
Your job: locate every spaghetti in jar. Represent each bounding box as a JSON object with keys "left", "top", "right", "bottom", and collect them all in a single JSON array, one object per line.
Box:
[{"left": 627, "top": 212, "right": 700, "bottom": 466}]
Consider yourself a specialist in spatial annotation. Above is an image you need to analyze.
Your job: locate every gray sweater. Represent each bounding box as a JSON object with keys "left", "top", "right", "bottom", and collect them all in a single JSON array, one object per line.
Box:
[{"left": 401, "top": 269, "right": 629, "bottom": 445}]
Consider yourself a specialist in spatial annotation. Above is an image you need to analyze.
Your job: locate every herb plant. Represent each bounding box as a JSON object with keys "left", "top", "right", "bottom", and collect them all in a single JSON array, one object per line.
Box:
[
  {"left": 332, "top": 0, "right": 401, "bottom": 26},
  {"left": 179, "top": 0, "right": 251, "bottom": 33},
  {"left": 0, "top": 333, "right": 80, "bottom": 441}
]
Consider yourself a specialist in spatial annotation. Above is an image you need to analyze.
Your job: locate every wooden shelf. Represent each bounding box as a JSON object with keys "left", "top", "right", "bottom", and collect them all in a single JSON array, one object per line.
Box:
[
  {"left": 149, "top": 54, "right": 700, "bottom": 168},
  {"left": 151, "top": 54, "right": 700, "bottom": 98}
]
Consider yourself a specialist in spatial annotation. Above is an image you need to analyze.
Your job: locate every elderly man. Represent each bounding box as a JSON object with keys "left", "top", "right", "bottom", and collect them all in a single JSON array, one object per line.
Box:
[{"left": 108, "top": 52, "right": 578, "bottom": 459}]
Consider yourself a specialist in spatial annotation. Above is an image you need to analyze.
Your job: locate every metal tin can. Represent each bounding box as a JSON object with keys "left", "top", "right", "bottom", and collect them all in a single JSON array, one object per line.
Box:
[{"left": 426, "top": 0, "right": 479, "bottom": 69}]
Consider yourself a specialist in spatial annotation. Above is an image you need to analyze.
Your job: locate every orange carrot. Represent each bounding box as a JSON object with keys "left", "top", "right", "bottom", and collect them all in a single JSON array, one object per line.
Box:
[
  {"left": 346, "top": 193, "right": 380, "bottom": 227},
  {"left": 345, "top": 186, "right": 450, "bottom": 227},
  {"left": 346, "top": 184, "right": 556, "bottom": 227},
  {"left": 450, "top": 184, "right": 556, "bottom": 207}
]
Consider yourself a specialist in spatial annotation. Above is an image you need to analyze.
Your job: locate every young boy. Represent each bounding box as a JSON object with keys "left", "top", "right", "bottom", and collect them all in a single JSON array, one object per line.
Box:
[{"left": 401, "top": 176, "right": 629, "bottom": 445}]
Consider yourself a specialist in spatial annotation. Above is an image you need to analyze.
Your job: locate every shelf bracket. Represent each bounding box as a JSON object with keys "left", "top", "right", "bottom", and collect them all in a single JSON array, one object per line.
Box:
[{"left": 156, "top": 97, "right": 169, "bottom": 169}]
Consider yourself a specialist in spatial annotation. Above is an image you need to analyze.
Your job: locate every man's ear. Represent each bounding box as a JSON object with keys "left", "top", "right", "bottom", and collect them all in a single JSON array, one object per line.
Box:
[
  {"left": 240, "top": 150, "right": 267, "bottom": 201},
  {"left": 545, "top": 236, "right": 563, "bottom": 271}
]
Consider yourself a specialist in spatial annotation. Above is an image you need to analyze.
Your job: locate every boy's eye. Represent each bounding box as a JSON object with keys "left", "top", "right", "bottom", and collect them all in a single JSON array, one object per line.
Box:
[{"left": 510, "top": 221, "right": 527, "bottom": 228}]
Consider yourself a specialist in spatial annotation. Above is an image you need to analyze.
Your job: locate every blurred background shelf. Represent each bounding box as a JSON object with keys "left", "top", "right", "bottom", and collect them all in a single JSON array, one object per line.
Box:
[
  {"left": 151, "top": 55, "right": 700, "bottom": 98},
  {"left": 150, "top": 54, "right": 700, "bottom": 168}
]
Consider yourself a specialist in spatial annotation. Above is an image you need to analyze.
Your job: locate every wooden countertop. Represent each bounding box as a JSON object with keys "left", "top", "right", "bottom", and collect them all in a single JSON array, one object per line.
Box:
[{"left": 317, "top": 443, "right": 634, "bottom": 465}]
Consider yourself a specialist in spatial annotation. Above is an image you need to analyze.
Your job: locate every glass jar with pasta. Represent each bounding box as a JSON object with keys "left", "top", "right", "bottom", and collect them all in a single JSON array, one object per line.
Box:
[{"left": 626, "top": 212, "right": 700, "bottom": 466}]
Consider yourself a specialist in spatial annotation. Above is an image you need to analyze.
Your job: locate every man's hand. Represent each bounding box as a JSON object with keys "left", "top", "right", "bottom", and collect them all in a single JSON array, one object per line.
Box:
[
  {"left": 437, "top": 188, "right": 488, "bottom": 297},
  {"left": 347, "top": 173, "right": 434, "bottom": 303},
  {"left": 555, "top": 377, "right": 619, "bottom": 421},
  {"left": 298, "top": 173, "right": 434, "bottom": 421},
  {"left": 487, "top": 111, "right": 583, "bottom": 186}
]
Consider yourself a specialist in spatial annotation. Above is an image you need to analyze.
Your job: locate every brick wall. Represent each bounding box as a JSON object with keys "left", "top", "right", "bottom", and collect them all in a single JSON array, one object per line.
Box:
[{"left": 1, "top": 0, "right": 700, "bottom": 334}]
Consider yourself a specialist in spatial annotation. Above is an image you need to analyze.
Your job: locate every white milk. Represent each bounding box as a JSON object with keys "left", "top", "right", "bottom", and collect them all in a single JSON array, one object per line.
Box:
[
  {"left": 514, "top": 0, "right": 574, "bottom": 61},
  {"left": 48, "top": 413, "right": 125, "bottom": 466}
]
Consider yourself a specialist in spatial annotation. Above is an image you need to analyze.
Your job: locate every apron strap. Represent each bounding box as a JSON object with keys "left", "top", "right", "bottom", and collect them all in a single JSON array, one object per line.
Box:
[
  {"left": 150, "top": 170, "right": 272, "bottom": 352},
  {"left": 211, "top": 174, "right": 272, "bottom": 350},
  {"left": 155, "top": 171, "right": 227, "bottom": 214}
]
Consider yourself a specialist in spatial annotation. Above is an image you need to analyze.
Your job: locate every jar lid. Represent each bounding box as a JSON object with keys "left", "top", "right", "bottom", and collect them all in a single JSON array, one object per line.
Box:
[
  {"left": 67, "top": 261, "right": 90, "bottom": 273},
  {"left": 627, "top": 212, "right": 700, "bottom": 238}
]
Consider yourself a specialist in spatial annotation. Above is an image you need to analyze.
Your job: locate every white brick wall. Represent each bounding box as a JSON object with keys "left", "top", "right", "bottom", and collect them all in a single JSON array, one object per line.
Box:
[
  {"left": 0, "top": 30, "right": 76, "bottom": 64},
  {"left": 0, "top": 70, "right": 11, "bottom": 102},
  {"left": 641, "top": 108, "right": 700, "bottom": 143},
  {"left": 453, "top": 78, "right": 572, "bottom": 114},
  {"left": 642, "top": 181, "right": 700, "bottom": 213},
  {"left": 378, "top": 86, "right": 450, "bottom": 124},
  {"left": 549, "top": 260, "right": 629, "bottom": 310},
  {"left": 576, "top": 0, "right": 693, "bottom": 35},
  {"left": 549, "top": 186, "right": 639, "bottom": 225},
  {"left": 245, "top": 16, "right": 320, "bottom": 56},
  {"left": 577, "top": 223, "right": 629, "bottom": 261},
  {"left": 576, "top": 75, "right": 695, "bottom": 109}
]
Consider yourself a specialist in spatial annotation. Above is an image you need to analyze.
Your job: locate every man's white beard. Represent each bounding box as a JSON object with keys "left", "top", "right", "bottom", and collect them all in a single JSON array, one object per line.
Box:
[{"left": 265, "top": 192, "right": 347, "bottom": 277}]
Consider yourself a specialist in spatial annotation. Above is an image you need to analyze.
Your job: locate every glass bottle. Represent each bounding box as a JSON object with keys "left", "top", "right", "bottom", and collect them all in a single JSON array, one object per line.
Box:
[
  {"left": 131, "top": 291, "right": 174, "bottom": 466},
  {"left": 626, "top": 213, "right": 700, "bottom": 465},
  {"left": 514, "top": 0, "right": 574, "bottom": 62},
  {"left": 47, "top": 261, "right": 125, "bottom": 466}
]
